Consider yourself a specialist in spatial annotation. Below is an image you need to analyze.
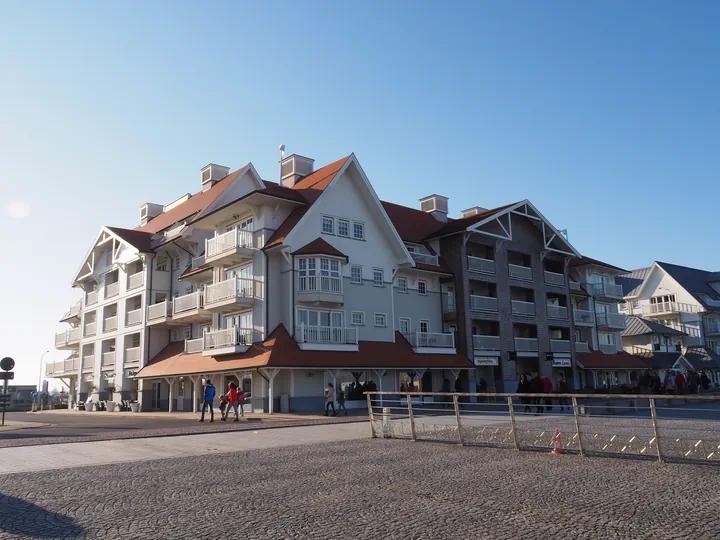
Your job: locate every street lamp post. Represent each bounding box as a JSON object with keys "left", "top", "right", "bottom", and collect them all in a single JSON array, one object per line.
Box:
[{"left": 37, "top": 350, "right": 49, "bottom": 410}]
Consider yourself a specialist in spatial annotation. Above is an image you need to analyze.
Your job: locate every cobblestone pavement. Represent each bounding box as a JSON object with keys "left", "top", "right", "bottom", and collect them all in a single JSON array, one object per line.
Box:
[
  {"left": 0, "top": 414, "right": 365, "bottom": 448},
  {"left": 1, "top": 439, "right": 718, "bottom": 539}
]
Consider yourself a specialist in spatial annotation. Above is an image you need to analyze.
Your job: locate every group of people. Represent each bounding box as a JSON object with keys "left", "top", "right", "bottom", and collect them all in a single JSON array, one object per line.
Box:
[
  {"left": 516, "top": 373, "right": 570, "bottom": 414},
  {"left": 324, "top": 383, "right": 350, "bottom": 417},
  {"left": 638, "top": 370, "right": 711, "bottom": 395},
  {"left": 198, "top": 380, "right": 247, "bottom": 422}
]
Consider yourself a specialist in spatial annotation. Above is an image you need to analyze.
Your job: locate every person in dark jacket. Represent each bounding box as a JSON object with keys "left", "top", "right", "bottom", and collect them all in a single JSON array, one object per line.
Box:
[
  {"left": 199, "top": 380, "right": 215, "bottom": 422},
  {"left": 700, "top": 372, "right": 710, "bottom": 391},
  {"left": 556, "top": 375, "right": 570, "bottom": 412},
  {"left": 530, "top": 372, "right": 544, "bottom": 414},
  {"left": 517, "top": 375, "right": 530, "bottom": 414}
]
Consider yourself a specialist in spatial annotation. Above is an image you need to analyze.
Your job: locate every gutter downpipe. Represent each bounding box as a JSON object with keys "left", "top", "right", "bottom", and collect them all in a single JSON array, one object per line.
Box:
[{"left": 142, "top": 252, "right": 156, "bottom": 412}]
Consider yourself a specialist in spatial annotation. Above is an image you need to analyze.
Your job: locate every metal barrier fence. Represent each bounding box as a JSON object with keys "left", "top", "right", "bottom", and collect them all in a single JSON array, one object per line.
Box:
[{"left": 365, "top": 392, "right": 720, "bottom": 464}]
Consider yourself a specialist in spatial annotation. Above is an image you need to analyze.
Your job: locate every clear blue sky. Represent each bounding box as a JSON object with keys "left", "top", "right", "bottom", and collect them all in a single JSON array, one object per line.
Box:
[{"left": 1, "top": 1, "right": 719, "bottom": 384}]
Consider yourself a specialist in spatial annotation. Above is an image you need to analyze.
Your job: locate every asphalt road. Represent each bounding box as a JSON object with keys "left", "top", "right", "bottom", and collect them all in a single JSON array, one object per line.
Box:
[{"left": 0, "top": 438, "right": 717, "bottom": 539}]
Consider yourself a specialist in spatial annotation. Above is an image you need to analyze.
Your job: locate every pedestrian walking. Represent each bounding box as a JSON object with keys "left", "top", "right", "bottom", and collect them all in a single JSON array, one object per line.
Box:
[
  {"left": 542, "top": 376, "right": 553, "bottom": 411},
  {"left": 517, "top": 375, "right": 530, "bottom": 414},
  {"left": 556, "top": 375, "right": 570, "bottom": 412},
  {"left": 325, "top": 383, "right": 337, "bottom": 417},
  {"left": 223, "top": 382, "right": 240, "bottom": 422},
  {"left": 337, "top": 388, "right": 348, "bottom": 416},
  {"left": 530, "top": 372, "right": 544, "bottom": 414},
  {"left": 237, "top": 386, "right": 246, "bottom": 417},
  {"left": 199, "top": 379, "right": 216, "bottom": 422},
  {"left": 700, "top": 372, "right": 710, "bottom": 391},
  {"left": 675, "top": 371, "right": 688, "bottom": 403}
]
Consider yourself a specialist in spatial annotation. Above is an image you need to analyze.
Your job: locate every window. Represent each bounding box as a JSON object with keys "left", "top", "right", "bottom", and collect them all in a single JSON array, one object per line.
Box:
[
  {"left": 338, "top": 219, "right": 349, "bottom": 237},
  {"left": 406, "top": 245, "right": 416, "bottom": 253},
  {"left": 351, "top": 266, "right": 362, "bottom": 284},
  {"left": 226, "top": 216, "right": 253, "bottom": 232},
  {"left": 599, "top": 332, "right": 616, "bottom": 345},
  {"left": 322, "top": 216, "right": 334, "bottom": 235},
  {"left": 399, "top": 318, "right": 410, "bottom": 335},
  {"left": 184, "top": 327, "right": 192, "bottom": 339},
  {"left": 174, "top": 256, "right": 181, "bottom": 271},
  {"left": 374, "top": 313, "right": 387, "bottom": 327},
  {"left": 373, "top": 269, "right": 384, "bottom": 287},
  {"left": 298, "top": 258, "right": 317, "bottom": 291},
  {"left": 420, "top": 320, "right": 430, "bottom": 333},
  {"left": 632, "top": 300, "right": 640, "bottom": 308},
  {"left": 398, "top": 277, "right": 408, "bottom": 293},
  {"left": 418, "top": 280, "right": 427, "bottom": 295},
  {"left": 296, "top": 309, "right": 343, "bottom": 327},
  {"left": 156, "top": 257, "right": 168, "bottom": 272},
  {"left": 353, "top": 221, "right": 365, "bottom": 240},
  {"left": 351, "top": 312, "right": 365, "bottom": 326}
]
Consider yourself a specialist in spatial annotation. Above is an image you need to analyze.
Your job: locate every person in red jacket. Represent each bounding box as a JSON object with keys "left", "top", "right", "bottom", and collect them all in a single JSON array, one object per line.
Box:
[
  {"left": 223, "top": 382, "right": 240, "bottom": 422},
  {"left": 542, "top": 376, "right": 554, "bottom": 412}
]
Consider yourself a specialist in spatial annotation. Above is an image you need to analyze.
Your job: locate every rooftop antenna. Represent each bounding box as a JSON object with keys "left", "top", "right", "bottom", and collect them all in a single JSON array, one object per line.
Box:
[{"left": 279, "top": 144, "right": 285, "bottom": 182}]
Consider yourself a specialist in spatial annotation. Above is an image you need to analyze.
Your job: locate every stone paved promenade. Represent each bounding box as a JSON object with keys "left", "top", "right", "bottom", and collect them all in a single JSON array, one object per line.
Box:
[{"left": 0, "top": 426, "right": 718, "bottom": 539}]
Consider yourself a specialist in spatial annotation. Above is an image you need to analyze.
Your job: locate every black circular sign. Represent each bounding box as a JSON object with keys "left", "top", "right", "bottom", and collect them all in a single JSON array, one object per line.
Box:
[{"left": 0, "top": 357, "right": 15, "bottom": 371}]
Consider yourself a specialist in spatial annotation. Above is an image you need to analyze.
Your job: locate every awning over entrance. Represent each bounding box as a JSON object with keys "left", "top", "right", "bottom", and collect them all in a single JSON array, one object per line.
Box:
[
  {"left": 136, "top": 325, "right": 473, "bottom": 379},
  {"left": 576, "top": 351, "right": 649, "bottom": 370}
]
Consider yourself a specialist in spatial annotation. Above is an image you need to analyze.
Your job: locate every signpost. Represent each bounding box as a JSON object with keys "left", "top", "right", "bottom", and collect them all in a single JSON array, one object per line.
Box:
[{"left": 1, "top": 357, "right": 15, "bottom": 426}]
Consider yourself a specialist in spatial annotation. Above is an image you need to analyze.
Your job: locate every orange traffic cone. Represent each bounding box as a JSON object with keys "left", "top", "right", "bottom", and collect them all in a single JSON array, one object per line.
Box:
[{"left": 551, "top": 428, "right": 564, "bottom": 455}]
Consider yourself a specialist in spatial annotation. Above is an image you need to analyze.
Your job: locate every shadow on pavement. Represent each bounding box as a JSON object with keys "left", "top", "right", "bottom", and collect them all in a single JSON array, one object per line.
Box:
[{"left": 0, "top": 494, "right": 84, "bottom": 538}]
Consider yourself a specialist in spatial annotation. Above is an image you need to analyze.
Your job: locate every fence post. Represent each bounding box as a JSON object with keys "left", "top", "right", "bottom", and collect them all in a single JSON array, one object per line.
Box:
[
  {"left": 572, "top": 397, "right": 584, "bottom": 456},
  {"left": 507, "top": 396, "right": 520, "bottom": 450},
  {"left": 406, "top": 393, "right": 417, "bottom": 441},
  {"left": 649, "top": 398, "right": 664, "bottom": 463},
  {"left": 367, "top": 393, "right": 376, "bottom": 438},
  {"left": 453, "top": 394, "right": 464, "bottom": 445}
]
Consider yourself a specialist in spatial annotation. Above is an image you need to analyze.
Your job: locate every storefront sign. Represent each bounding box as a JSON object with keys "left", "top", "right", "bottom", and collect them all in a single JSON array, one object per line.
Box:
[
  {"left": 474, "top": 357, "right": 499, "bottom": 366},
  {"left": 552, "top": 358, "right": 572, "bottom": 368}
]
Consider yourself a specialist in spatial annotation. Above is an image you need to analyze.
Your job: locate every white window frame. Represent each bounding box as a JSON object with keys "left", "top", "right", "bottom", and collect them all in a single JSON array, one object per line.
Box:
[
  {"left": 417, "top": 280, "right": 428, "bottom": 295},
  {"left": 373, "top": 268, "right": 384, "bottom": 287},
  {"left": 296, "top": 308, "right": 344, "bottom": 328},
  {"left": 174, "top": 256, "right": 181, "bottom": 271},
  {"left": 184, "top": 327, "right": 192, "bottom": 340},
  {"left": 156, "top": 257, "right": 168, "bottom": 272},
  {"left": 351, "top": 311, "right": 365, "bottom": 326},
  {"left": 374, "top": 313, "right": 387, "bottom": 327},
  {"left": 338, "top": 219, "right": 349, "bottom": 237},
  {"left": 599, "top": 332, "right": 616, "bottom": 345},
  {"left": 351, "top": 265, "right": 362, "bottom": 284},
  {"left": 353, "top": 221, "right": 365, "bottom": 240},
  {"left": 420, "top": 319, "right": 430, "bottom": 333},
  {"left": 322, "top": 216, "right": 335, "bottom": 235},
  {"left": 397, "top": 277, "right": 408, "bottom": 293},
  {"left": 399, "top": 317, "right": 411, "bottom": 335}
]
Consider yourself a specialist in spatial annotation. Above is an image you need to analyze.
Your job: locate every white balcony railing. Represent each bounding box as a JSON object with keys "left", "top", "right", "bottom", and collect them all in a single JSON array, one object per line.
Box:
[
  {"left": 596, "top": 312, "right": 626, "bottom": 329},
  {"left": 101, "top": 351, "right": 115, "bottom": 367},
  {"left": 406, "top": 331, "right": 455, "bottom": 349},
  {"left": 550, "top": 339, "right": 571, "bottom": 353},
  {"left": 126, "top": 308, "right": 143, "bottom": 326},
  {"left": 642, "top": 302, "right": 699, "bottom": 316},
  {"left": 148, "top": 300, "right": 172, "bottom": 321},
  {"left": 298, "top": 276, "right": 342, "bottom": 294},
  {"left": 105, "top": 281, "right": 119, "bottom": 299},
  {"left": 54, "top": 327, "right": 81, "bottom": 348},
  {"left": 125, "top": 347, "right": 141, "bottom": 364},
  {"left": 206, "top": 229, "right": 255, "bottom": 259},
  {"left": 569, "top": 280, "right": 581, "bottom": 291},
  {"left": 185, "top": 338, "right": 204, "bottom": 354},
  {"left": 470, "top": 295, "right": 499, "bottom": 312},
  {"left": 173, "top": 291, "right": 203, "bottom": 314},
  {"left": 573, "top": 309, "right": 595, "bottom": 325},
  {"left": 467, "top": 256, "right": 495, "bottom": 275},
  {"left": 599, "top": 343, "right": 618, "bottom": 354},
  {"left": 127, "top": 271, "right": 144, "bottom": 290},
  {"left": 85, "top": 290, "right": 98, "bottom": 306},
  {"left": 473, "top": 335, "right": 501, "bottom": 350},
  {"left": 508, "top": 264, "right": 533, "bottom": 281},
  {"left": 410, "top": 252, "right": 439, "bottom": 266},
  {"left": 191, "top": 255, "right": 206, "bottom": 269},
  {"left": 205, "top": 278, "right": 261, "bottom": 305},
  {"left": 546, "top": 305, "right": 568, "bottom": 319},
  {"left": 511, "top": 300, "right": 535, "bottom": 316},
  {"left": 103, "top": 316, "right": 118, "bottom": 332},
  {"left": 46, "top": 356, "right": 80, "bottom": 375},
  {"left": 295, "top": 325, "right": 358, "bottom": 345},
  {"left": 514, "top": 337, "right": 539, "bottom": 351},
  {"left": 84, "top": 322, "right": 97, "bottom": 337},
  {"left": 203, "top": 326, "right": 253, "bottom": 350},
  {"left": 575, "top": 341, "right": 589, "bottom": 353},
  {"left": 82, "top": 355, "right": 94, "bottom": 372},
  {"left": 544, "top": 271, "right": 565, "bottom": 287},
  {"left": 586, "top": 282, "right": 623, "bottom": 298}
]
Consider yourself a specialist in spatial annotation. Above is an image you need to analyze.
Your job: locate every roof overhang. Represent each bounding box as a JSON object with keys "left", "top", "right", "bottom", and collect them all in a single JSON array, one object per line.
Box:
[
  {"left": 72, "top": 226, "right": 150, "bottom": 286},
  {"left": 191, "top": 191, "right": 305, "bottom": 231}
]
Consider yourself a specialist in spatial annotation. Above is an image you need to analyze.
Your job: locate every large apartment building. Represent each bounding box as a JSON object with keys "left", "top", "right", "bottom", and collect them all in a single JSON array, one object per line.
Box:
[{"left": 50, "top": 151, "right": 641, "bottom": 411}]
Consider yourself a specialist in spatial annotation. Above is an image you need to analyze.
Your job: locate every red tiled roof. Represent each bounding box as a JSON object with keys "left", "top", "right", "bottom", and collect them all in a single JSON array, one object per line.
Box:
[
  {"left": 289, "top": 156, "right": 350, "bottom": 203},
  {"left": 570, "top": 256, "right": 627, "bottom": 273},
  {"left": 292, "top": 238, "right": 347, "bottom": 259},
  {"left": 264, "top": 207, "right": 308, "bottom": 249},
  {"left": 136, "top": 326, "right": 472, "bottom": 378},
  {"left": 106, "top": 227, "right": 154, "bottom": 253},
  {"left": 414, "top": 259, "right": 453, "bottom": 275},
  {"left": 179, "top": 263, "right": 212, "bottom": 280},
  {"left": 577, "top": 351, "right": 649, "bottom": 369},
  {"left": 380, "top": 201, "right": 448, "bottom": 244},
  {"left": 134, "top": 167, "right": 247, "bottom": 234},
  {"left": 424, "top": 202, "right": 520, "bottom": 239}
]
